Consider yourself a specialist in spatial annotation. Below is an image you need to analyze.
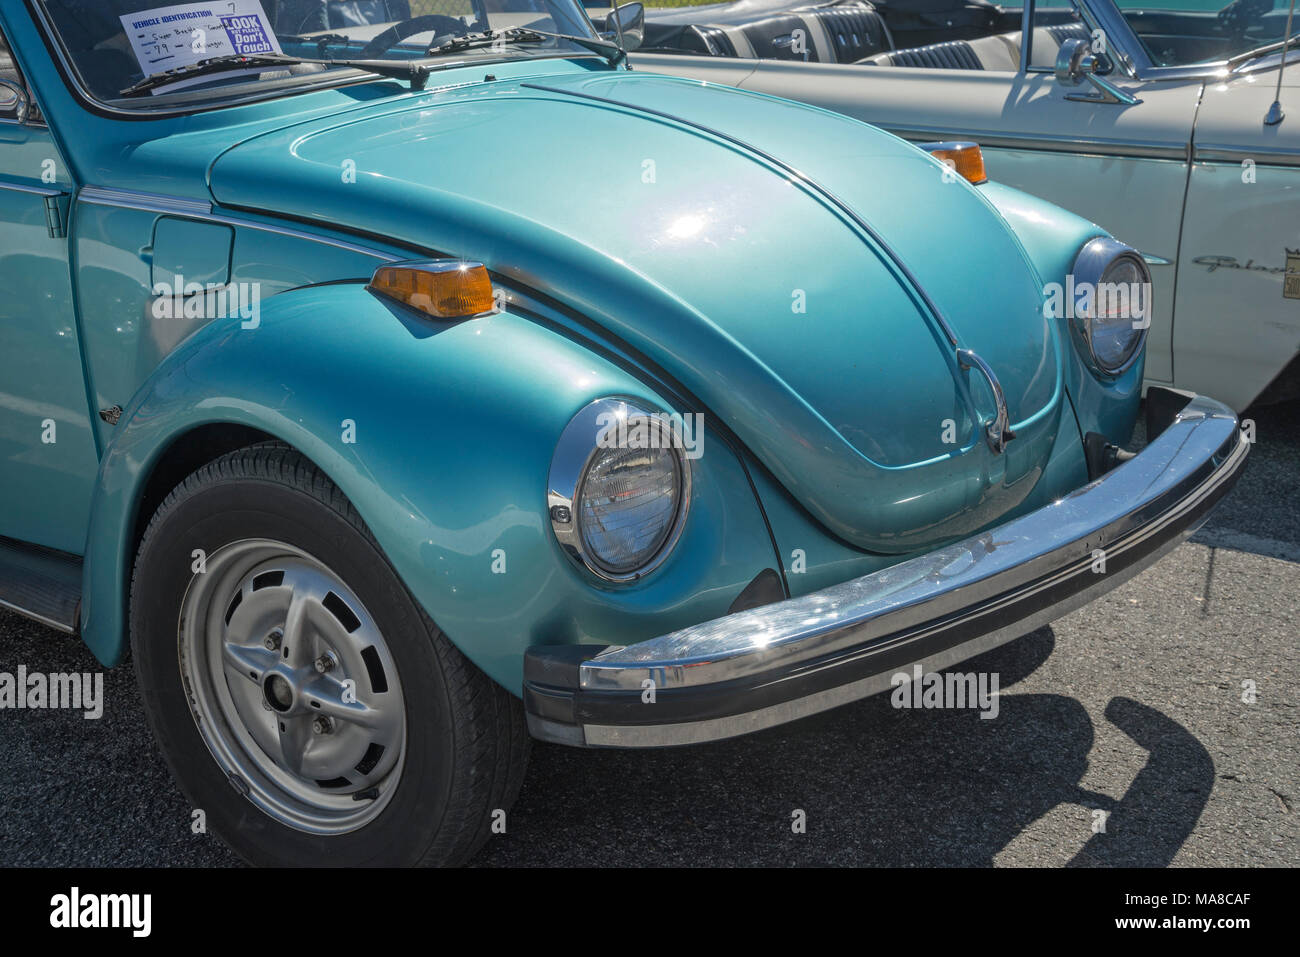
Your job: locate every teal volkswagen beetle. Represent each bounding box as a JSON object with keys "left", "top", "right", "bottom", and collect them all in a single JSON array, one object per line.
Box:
[{"left": 0, "top": 0, "right": 1248, "bottom": 866}]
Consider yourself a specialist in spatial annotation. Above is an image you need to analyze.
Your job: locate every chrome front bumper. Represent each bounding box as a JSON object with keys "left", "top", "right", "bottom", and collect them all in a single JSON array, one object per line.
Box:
[{"left": 525, "top": 395, "right": 1249, "bottom": 748}]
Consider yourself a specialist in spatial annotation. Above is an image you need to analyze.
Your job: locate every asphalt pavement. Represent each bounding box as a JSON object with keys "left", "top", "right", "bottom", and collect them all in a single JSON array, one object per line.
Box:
[{"left": 1, "top": 402, "right": 1296, "bottom": 867}]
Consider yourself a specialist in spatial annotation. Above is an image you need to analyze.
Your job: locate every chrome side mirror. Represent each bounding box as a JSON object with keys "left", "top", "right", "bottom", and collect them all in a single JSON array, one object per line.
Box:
[
  {"left": 0, "top": 78, "right": 30, "bottom": 124},
  {"left": 1055, "top": 38, "right": 1139, "bottom": 106},
  {"left": 603, "top": 2, "right": 645, "bottom": 52}
]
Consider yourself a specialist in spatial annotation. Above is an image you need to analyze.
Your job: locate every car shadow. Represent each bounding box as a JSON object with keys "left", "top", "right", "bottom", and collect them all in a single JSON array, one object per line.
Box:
[
  {"left": 478, "top": 627, "right": 1215, "bottom": 866},
  {"left": 0, "top": 609, "right": 1215, "bottom": 867}
]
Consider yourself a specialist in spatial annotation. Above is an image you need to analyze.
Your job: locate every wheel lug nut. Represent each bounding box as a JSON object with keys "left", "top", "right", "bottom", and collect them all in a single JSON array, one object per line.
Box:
[
  {"left": 312, "top": 716, "right": 334, "bottom": 735},
  {"left": 314, "top": 651, "right": 339, "bottom": 674},
  {"left": 264, "top": 629, "right": 283, "bottom": 651}
]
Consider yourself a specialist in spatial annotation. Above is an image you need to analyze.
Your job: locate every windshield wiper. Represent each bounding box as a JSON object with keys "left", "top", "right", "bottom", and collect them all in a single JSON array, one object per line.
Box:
[
  {"left": 120, "top": 52, "right": 433, "bottom": 97},
  {"left": 1227, "top": 30, "right": 1300, "bottom": 71},
  {"left": 427, "top": 27, "right": 626, "bottom": 67},
  {"left": 280, "top": 33, "right": 353, "bottom": 57}
]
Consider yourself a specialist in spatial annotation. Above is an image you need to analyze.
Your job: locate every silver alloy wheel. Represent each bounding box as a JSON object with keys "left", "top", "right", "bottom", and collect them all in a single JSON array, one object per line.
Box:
[{"left": 178, "top": 539, "right": 406, "bottom": 834}]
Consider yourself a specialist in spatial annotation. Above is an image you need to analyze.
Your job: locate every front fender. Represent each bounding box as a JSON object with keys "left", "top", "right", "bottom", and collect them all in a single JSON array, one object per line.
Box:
[
  {"left": 979, "top": 180, "right": 1144, "bottom": 447},
  {"left": 80, "top": 284, "right": 780, "bottom": 693}
]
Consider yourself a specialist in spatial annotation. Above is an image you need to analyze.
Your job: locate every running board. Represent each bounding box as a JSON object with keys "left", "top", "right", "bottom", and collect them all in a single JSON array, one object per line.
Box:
[{"left": 0, "top": 537, "right": 82, "bottom": 634}]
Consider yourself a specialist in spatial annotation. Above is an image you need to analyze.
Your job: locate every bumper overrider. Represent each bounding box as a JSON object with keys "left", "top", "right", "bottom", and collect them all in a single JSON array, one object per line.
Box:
[{"left": 525, "top": 394, "right": 1249, "bottom": 748}]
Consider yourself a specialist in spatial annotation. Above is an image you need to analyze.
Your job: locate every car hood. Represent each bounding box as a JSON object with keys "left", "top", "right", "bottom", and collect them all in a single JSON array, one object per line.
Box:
[{"left": 209, "top": 69, "right": 1062, "bottom": 553}]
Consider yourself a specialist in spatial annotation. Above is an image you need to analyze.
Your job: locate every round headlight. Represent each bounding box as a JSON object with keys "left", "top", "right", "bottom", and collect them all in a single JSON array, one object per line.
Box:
[
  {"left": 548, "top": 399, "right": 691, "bottom": 582},
  {"left": 1070, "top": 237, "right": 1151, "bottom": 376}
]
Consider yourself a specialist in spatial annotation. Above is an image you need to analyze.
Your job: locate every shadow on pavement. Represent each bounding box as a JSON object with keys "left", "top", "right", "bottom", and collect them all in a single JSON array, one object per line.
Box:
[{"left": 479, "top": 627, "right": 1215, "bottom": 866}]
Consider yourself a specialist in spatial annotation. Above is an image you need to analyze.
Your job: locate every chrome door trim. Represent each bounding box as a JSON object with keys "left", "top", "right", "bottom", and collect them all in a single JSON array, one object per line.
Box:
[
  {"left": 78, "top": 185, "right": 214, "bottom": 216},
  {"left": 77, "top": 186, "right": 401, "bottom": 260},
  {"left": 0, "top": 180, "right": 63, "bottom": 197},
  {"left": 1192, "top": 145, "right": 1300, "bottom": 168},
  {"left": 205, "top": 213, "right": 402, "bottom": 261},
  {"left": 887, "top": 125, "right": 1187, "bottom": 161}
]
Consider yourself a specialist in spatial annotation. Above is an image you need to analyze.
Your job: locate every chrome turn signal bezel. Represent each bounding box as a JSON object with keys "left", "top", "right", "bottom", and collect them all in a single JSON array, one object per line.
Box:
[
  {"left": 547, "top": 397, "right": 692, "bottom": 583},
  {"left": 919, "top": 140, "right": 988, "bottom": 185},
  {"left": 367, "top": 259, "right": 497, "bottom": 320}
]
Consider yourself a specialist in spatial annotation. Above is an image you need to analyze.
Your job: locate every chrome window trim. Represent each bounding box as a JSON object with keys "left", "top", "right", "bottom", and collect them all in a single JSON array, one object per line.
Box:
[
  {"left": 1019, "top": 0, "right": 1035, "bottom": 73},
  {"left": 547, "top": 397, "right": 692, "bottom": 584},
  {"left": 1072, "top": 0, "right": 1284, "bottom": 81},
  {"left": 23, "top": 0, "right": 395, "bottom": 121},
  {"left": 1074, "top": 0, "right": 1143, "bottom": 77},
  {"left": 24, "top": 0, "right": 605, "bottom": 121}
]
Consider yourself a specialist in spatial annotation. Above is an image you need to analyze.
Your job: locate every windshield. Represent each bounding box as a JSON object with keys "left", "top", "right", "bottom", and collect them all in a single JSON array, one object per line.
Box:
[
  {"left": 1070, "top": 0, "right": 1297, "bottom": 67},
  {"left": 38, "top": 0, "right": 601, "bottom": 107}
]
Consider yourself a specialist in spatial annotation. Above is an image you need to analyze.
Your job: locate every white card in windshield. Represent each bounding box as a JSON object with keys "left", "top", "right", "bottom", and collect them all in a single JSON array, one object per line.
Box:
[{"left": 120, "top": 1, "right": 284, "bottom": 92}]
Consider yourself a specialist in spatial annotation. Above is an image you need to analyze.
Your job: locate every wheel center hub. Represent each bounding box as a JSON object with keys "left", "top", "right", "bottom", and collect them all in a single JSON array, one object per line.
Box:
[{"left": 263, "top": 673, "right": 296, "bottom": 713}]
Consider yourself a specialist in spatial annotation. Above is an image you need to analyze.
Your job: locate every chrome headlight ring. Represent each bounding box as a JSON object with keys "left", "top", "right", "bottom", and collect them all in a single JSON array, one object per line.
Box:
[
  {"left": 1069, "top": 237, "right": 1152, "bottom": 378},
  {"left": 547, "top": 398, "right": 692, "bottom": 583}
]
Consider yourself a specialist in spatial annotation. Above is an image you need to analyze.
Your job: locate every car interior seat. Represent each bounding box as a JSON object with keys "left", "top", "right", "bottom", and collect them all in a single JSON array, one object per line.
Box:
[
  {"left": 672, "top": 2, "right": 890, "bottom": 63},
  {"left": 857, "top": 21, "right": 1087, "bottom": 69}
]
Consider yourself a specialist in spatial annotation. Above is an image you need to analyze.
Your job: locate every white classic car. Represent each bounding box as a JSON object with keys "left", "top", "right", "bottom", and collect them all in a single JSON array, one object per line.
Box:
[{"left": 623, "top": 0, "right": 1300, "bottom": 411}]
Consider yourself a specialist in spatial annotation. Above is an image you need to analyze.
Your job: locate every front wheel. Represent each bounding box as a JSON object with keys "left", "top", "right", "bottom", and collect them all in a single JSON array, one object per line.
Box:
[{"left": 131, "top": 443, "right": 528, "bottom": 866}]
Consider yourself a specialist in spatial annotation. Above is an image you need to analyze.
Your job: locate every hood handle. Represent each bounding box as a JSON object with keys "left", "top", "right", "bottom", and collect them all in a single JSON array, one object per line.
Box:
[{"left": 958, "top": 348, "right": 1016, "bottom": 455}]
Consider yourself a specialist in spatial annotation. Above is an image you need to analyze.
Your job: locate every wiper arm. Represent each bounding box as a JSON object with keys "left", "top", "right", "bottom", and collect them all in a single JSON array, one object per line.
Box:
[
  {"left": 1227, "top": 30, "right": 1300, "bottom": 71},
  {"left": 120, "top": 53, "right": 304, "bottom": 96},
  {"left": 427, "top": 28, "right": 625, "bottom": 67},
  {"left": 521, "top": 27, "right": 626, "bottom": 66},
  {"left": 120, "top": 52, "right": 433, "bottom": 97},
  {"left": 425, "top": 29, "right": 508, "bottom": 55},
  {"left": 280, "top": 33, "right": 353, "bottom": 57}
]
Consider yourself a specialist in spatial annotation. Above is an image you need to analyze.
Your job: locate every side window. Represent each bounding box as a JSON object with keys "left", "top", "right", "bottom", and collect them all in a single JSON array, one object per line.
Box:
[
  {"left": 0, "top": 28, "right": 31, "bottom": 122},
  {"left": 1027, "top": 0, "right": 1095, "bottom": 74}
]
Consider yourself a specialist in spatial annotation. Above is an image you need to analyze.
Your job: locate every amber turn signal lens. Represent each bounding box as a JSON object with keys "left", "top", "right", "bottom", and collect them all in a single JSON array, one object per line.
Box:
[
  {"left": 921, "top": 141, "right": 988, "bottom": 185},
  {"left": 368, "top": 261, "right": 495, "bottom": 319}
]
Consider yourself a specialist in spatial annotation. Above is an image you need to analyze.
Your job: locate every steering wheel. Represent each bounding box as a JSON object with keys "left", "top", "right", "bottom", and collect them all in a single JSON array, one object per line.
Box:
[
  {"left": 1216, "top": 0, "right": 1273, "bottom": 36},
  {"left": 358, "top": 15, "right": 473, "bottom": 58}
]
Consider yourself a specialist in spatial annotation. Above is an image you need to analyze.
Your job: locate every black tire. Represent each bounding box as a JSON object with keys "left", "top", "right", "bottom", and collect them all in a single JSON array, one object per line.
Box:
[{"left": 130, "top": 442, "right": 528, "bottom": 866}]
